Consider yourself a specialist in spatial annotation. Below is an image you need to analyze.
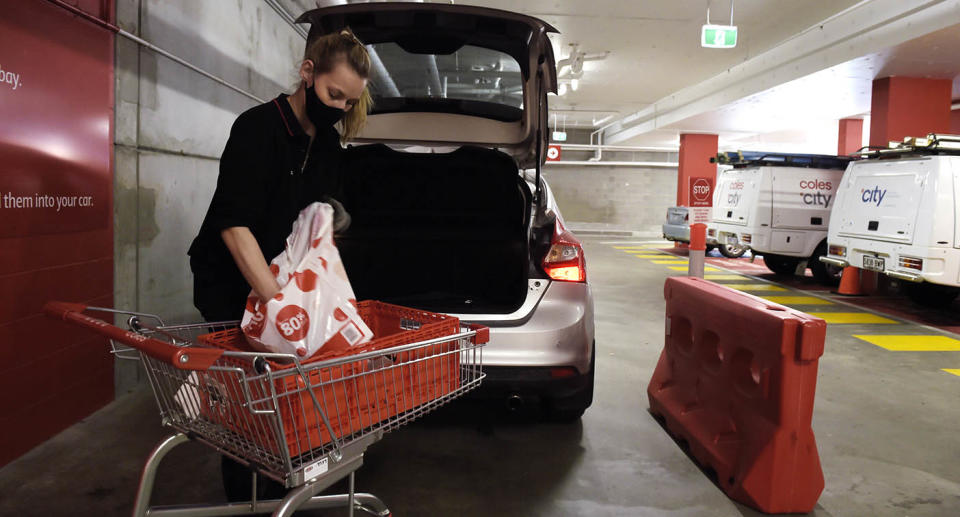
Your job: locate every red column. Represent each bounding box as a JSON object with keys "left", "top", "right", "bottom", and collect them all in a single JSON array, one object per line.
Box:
[
  {"left": 837, "top": 118, "right": 863, "bottom": 155},
  {"left": 676, "top": 134, "right": 718, "bottom": 206},
  {"left": 870, "top": 77, "right": 951, "bottom": 148}
]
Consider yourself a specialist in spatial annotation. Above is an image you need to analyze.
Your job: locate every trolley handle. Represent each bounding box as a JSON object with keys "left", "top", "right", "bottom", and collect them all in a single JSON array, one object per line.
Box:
[{"left": 44, "top": 301, "right": 223, "bottom": 371}]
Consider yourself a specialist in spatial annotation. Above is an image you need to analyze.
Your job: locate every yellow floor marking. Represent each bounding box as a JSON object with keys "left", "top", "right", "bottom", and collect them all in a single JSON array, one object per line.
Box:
[
  {"left": 652, "top": 260, "right": 689, "bottom": 264},
  {"left": 853, "top": 335, "right": 960, "bottom": 351},
  {"left": 722, "top": 283, "right": 788, "bottom": 292},
  {"left": 807, "top": 312, "right": 899, "bottom": 324},
  {"left": 704, "top": 274, "right": 748, "bottom": 280},
  {"left": 613, "top": 246, "right": 650, "bottom": 249},
  {"left": 668, "top": 266, "right": 720, "bottom": 272},
  {"left": 628, "top": 254, "right": 671, "bottom": 258},
  {"left": 943, "top": 369, "right": 960, "bottom": 377},
  {"left": 759, "top": 295, "right": 834, "bottom": 305}
]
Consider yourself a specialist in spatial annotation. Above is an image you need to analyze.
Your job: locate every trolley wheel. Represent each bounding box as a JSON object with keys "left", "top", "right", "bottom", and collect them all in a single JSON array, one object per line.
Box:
[{"left": 763, "top": 253, "right": 801, "bottom": 276}]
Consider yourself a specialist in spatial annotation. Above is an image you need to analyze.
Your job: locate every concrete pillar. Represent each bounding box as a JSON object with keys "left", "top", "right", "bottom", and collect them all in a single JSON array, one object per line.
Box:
[
  {"left": 676, "top": 134, "right": 718, "bottom": 206},
  {"left": 870, "top": 77, "right": 951, "bottom": 148},
  {"left": 837, "top": 118, "right": 863, "bottom": 155}
]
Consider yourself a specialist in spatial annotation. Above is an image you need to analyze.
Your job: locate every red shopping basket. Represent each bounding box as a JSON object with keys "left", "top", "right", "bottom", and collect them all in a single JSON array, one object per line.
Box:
[{"left": 197, "top": 300, "right": 464, "bottom": 458}]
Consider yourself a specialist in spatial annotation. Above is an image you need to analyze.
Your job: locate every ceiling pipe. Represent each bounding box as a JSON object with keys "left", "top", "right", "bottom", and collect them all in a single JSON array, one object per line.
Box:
[{"left": 545, "top": 161, "right": 678, "bottom": 168}]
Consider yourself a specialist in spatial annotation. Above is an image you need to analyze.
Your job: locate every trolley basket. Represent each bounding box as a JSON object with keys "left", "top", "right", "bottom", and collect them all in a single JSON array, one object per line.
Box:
[{"left": 44, "top": 300, "right": 487, "bottom": 517}]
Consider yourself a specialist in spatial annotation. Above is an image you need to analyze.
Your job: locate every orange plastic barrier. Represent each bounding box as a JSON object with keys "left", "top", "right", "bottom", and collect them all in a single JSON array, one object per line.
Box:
[{"left": 648, "top": 277, "right": 826, "bottom": 514}]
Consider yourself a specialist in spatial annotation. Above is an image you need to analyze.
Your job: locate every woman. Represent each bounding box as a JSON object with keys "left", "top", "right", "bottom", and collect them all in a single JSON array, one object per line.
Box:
[
  {"left": 189, "top": 29, "right": 371, "bottom": 322},
  {"left": 187, "top": 28, "right": 372, "bottom": 500}
]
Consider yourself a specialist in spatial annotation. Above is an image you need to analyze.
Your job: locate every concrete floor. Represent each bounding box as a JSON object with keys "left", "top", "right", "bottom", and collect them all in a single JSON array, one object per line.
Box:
[{"left": 2, "top": 236, "right": 959, "bottom": 516}]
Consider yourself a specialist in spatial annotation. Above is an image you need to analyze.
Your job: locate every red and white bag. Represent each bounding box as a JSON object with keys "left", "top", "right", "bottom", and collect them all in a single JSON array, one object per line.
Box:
[{"left": 241, "top": 202, "right": 372, "bottom": 358}]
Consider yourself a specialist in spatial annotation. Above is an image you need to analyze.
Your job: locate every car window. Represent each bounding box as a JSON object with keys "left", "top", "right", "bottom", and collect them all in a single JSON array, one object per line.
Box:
[{"left": 368, "top": 42, "right": 524, "bottom": 120}]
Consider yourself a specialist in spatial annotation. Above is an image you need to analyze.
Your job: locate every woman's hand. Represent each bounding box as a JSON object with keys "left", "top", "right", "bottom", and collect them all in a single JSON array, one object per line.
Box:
[{"left": 220, "top": 227, "right": 282, "bottom": 302}]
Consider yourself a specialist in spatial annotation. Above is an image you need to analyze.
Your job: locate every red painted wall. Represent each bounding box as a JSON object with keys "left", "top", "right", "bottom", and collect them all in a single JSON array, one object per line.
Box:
[
  {"left": 676, "top": 133, "right": 718, "bottom": 206},
  {"left": 837, "top": 118, "right": 863, "bottom": 155},
  {"left": 870, "top": 77, "right": 951, "bottom": 148},
  {"left": 950, "top": 109, "right": 960, "bottom": 134},
  {"left": 0, "top": 0, "right": 115, "bottom": 467}
]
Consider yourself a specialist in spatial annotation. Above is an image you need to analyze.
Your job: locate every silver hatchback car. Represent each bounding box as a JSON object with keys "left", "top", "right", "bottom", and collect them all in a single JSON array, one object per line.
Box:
[{"left": 298, "top": 3, "right": 596, "bottom": 420}]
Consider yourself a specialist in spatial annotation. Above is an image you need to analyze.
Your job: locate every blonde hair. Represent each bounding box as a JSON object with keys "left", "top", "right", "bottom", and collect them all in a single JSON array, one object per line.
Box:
[{"left": 303, "top": 28, "right": 373, "bottom": 142}]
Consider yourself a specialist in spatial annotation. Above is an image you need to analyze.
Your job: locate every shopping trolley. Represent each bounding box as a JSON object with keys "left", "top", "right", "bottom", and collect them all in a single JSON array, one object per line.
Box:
[{"left": 44, "top": 300, "right": 487, "bottom": 517}]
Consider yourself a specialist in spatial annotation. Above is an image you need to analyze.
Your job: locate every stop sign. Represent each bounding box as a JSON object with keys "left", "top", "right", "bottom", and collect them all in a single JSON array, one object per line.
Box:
[{"left": 689, "top": 177, "right": 713, "bottom": 207}]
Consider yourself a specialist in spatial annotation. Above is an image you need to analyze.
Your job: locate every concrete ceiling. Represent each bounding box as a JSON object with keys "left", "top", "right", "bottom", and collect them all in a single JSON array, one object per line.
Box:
[{"left": 274, "top": 1, "right": 960, "bottom": 151}]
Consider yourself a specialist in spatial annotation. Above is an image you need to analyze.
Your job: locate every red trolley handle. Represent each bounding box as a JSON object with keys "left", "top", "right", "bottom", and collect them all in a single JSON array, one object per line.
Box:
[
  {"left": 467, "top": 323, "right": 490, "bottom": 345},
  {"left": 44, "top": 301, "right": 223, "bottom": 370}
]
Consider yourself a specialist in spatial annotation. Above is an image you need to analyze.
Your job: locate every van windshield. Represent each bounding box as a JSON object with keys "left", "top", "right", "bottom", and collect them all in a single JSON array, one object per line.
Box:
[{"left": 366, "top": 42, "right": 523, "bottom": 121}]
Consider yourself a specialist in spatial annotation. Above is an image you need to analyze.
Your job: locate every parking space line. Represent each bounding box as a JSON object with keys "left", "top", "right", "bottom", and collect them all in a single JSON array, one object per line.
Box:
[
  {"left": 759, "top": 295, "right": 834, "bottom": 305},
  {"left": 613, "top": 246, "right": 649, "bottom": 249},
  {"left": 652, "top": 260, "right": 689, "bottom": 264},
  {"left": 629, "top": 254, "right": 671, "bottom": 258},
  {"left": 668, "top": 266, "right": 720, "bottom": 272},
  {"left": 721, "top": 283, "right": 788, "bottom": 292},
  {"left": 703, "top": 274, "right": 749, "bottom": 280},
  {"left": 853, "top": 335, "right": 960, "bottom": 351},
  {"left": 807, "top": 312, "right": 899, "bottom": 324},
  {"left": 943, "top": 369, "right": 960, "bottom": 377}
]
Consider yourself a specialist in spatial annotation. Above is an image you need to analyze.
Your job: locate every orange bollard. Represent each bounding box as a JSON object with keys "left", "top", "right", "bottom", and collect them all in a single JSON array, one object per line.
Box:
[{"left": 836, "top": 266, "right": 863, "bottom": 296}]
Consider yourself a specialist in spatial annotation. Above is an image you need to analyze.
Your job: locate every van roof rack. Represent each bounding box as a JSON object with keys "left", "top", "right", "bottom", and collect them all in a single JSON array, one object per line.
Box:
[
  {"left": 712, "top": 151, "right": 852, "bottom": 170},
  {"left": 859, "top": 133, "right": 960, "bottom": 158}
]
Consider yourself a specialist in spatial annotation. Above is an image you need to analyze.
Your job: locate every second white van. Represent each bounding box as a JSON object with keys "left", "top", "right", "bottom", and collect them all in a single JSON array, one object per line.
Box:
[{"left": 712, "top": 152, "right": 852, "bottom": 284}]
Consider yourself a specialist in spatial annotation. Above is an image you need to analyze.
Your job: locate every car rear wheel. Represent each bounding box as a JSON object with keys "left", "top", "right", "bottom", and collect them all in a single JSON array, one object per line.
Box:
[
  {"left": 718, "top": 243, "right": 747, "bottom": 258},
  {"left": 547, "top": 344, "right": 595, "bottom": 423},
  {"left": 763, "top": 254, "right": 801, "bottom": 276}
]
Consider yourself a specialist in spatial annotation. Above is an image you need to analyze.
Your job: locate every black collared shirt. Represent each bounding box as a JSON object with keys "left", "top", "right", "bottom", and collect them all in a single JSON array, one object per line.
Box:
[{"left": 188, "top": 94, "right": 342, "bottom": 320}]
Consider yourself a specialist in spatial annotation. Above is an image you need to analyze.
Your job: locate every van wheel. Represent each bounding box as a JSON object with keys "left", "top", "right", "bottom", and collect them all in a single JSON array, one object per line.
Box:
[
  {"left": 810, "top": 244, "right": 842, "bottom": 286},
  {"left": 763, "top": 254, "right": 800, "bottom": 276},
  {"left": 719, "top": 243, "right": 747, "bottom": 258},
  {"left": 905, "top": 282, "right": 960, "bottom": 307}
]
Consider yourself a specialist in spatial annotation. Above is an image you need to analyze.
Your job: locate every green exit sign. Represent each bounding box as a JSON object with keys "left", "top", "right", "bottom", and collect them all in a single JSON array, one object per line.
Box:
[{"left": 701, "top": 24, "right": 738, "bottom": 48}]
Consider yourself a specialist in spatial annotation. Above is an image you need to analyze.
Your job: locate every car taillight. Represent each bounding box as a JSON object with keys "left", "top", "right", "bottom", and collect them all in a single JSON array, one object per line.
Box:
[
  {"left": 543, "top": 228, "right": 587, "bottom": 283},
  {"left": 828, "top": 244, "right": 846, "bottom": 257},
  {"left": 708, "top": 228, "right": 716, "bottom": 237},
  {"left": 899, "top": 256, "right": 923, "bottom": 270},
  {"left": 742, "top": 234, "right": 752, "bottom": 243}
]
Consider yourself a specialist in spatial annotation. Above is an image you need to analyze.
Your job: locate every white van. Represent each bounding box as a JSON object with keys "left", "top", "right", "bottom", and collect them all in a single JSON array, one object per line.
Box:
[
  {"left": 821, "top": 134, "right": 960, "bottom": 304},
  {"left": 712, "top": 152, "right": 852, "bottom": 284}
]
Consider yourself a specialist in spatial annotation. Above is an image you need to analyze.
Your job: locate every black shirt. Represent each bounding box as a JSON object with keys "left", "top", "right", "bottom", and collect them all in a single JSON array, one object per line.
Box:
[{"left": 188, "top": 94, "right": 343, "bottom": 321}]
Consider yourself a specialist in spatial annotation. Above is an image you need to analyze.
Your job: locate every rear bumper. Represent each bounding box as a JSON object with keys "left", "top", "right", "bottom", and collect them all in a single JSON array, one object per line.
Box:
[
  {"left": 461, "top": 281, "right": 595, "bottom": 375},
  {"left": 825, "top": 237, "right": 960, "bottom": 287},
  {"left": 475, "top": 365, "right": 590, "bottom": 400},
  {"left": 662, "top": 223, "right": 689, "bottom": 242}
]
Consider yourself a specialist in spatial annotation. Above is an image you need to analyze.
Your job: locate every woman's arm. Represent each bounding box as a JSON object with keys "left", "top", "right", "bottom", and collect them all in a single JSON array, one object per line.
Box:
[{"left": 221, "top": 226, "right": 282, "bottom": 302}]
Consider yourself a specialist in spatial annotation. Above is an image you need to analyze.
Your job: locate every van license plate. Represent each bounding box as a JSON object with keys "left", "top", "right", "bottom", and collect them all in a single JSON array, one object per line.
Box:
[
  {"left": 726, "top": 235, "right": 738, "bottom": 245},
  {"left": 863, "top": 256, "right": 885, "bottom": 271}
]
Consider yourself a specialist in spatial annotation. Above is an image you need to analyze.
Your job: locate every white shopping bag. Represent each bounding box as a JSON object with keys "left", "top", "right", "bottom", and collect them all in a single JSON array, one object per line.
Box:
[{"left": 241, "top": 202, "right": 372, "bottom": 358}]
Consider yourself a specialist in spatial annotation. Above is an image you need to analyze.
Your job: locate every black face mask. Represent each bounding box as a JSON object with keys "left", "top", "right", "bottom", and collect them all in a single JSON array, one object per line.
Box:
[{"left": 304, "top": 82, "right": 345, "bottom": 128}]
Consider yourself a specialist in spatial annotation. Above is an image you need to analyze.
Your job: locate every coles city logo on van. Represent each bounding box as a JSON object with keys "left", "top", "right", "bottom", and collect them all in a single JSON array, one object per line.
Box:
[
  {"left": 799, "top": 179, "right": 833, "bottom": 207},
  {"left": 860, "top": 186, "right": 886, "bottom": 206}
]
